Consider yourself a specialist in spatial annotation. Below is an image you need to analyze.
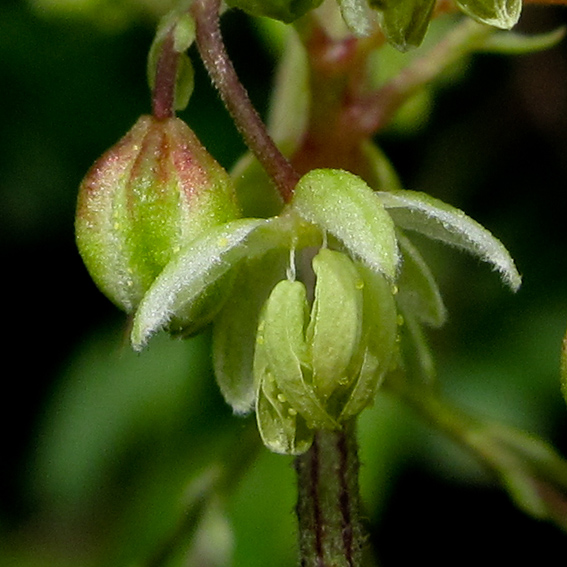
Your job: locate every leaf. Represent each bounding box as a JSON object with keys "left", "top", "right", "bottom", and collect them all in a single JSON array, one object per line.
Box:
[
  {"left": 370, "top": 0, "right": 436, "bottom": 51},
  {"left": 292, "top": 169, "right": 400, "bottom": 280},
  {"left": 377, "top": 189, "right": 521, "bottom": 291},
  {"left": 456, "top": 0, "right": 521, "bottom": 30},
  {"left": 212, "top": 250, "right": 288, "bottom": 414},
  {"left": 131, "top": 218, "right": 280, "bottom": 350},
  {"left": 33, "top": 329, "right": 210, "bottom": 508},
  {"left": 396, "top": 233, "right": 447, "bottom": 327}
]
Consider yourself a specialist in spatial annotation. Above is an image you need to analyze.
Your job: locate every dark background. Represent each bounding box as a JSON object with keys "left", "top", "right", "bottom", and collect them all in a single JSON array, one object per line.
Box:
[{"left": 1, "top": 0, "right": 566, "bottom": 565}]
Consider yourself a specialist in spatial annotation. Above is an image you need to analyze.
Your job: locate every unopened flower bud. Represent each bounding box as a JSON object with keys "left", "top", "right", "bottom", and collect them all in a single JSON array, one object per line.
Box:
[
  {"left": 306, "top": 248, "right": 364, "bottom": 402},
  {"left": 76, "top": 115, "right": 240, "bottom": 313},
  {"left": 254, "top": 248, "right": 399, "bottom": 455}
]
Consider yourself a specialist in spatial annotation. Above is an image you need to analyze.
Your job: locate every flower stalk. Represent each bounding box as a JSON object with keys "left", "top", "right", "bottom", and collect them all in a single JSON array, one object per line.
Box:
[
  {"left": 151, "top": 30, "right": 180, "bottom": 120},
  {"left": 191, "top": 0, "right": 300, "bottom": 202},
  {"left": 295, "top": 422, "right": 363, "bottom": 567}
]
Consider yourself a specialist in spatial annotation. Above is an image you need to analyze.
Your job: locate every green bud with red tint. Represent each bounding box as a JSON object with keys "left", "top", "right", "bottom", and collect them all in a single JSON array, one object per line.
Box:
[{"left": 76, "top": 114, "right": 240, "bottom": 313}]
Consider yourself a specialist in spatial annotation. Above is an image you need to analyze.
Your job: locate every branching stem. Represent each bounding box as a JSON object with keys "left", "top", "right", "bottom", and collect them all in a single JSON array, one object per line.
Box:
[
  {"left": 192, "top": 0, "right": 300, "bottom": 203},
  {"left": 349, "top": 18, "right": 493, "bottom": 135}
]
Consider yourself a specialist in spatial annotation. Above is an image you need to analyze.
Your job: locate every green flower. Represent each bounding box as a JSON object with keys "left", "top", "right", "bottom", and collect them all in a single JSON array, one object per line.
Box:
[
  {"left": 129, "top": 167, "right": 520, "bottom": 454},
  {"left": 254, "top": 248, "right": 398, "bottom": 454}
]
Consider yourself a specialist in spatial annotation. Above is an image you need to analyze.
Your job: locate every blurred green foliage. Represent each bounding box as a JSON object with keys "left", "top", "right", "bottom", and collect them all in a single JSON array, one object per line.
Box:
[{"left": 2, "top": 0, "right": 567, "bottom": 565}]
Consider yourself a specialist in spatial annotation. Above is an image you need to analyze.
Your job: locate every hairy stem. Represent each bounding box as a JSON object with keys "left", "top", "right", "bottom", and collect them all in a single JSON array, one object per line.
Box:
[
  {"left": 295, "top": 422, "right": 363, "bottom": 567},
  {"left": 152, "top": 31, "right": 180, "bottom": 120},
  {"left": 192, "top": 0, "right": 300, "bottom": 202}
]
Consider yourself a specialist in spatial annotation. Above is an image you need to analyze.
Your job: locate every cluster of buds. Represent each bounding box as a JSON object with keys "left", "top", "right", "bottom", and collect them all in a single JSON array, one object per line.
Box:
[
  {"left": 114, "top": 166, "right": 519, "bottom": 456},
  {"left": 76, "top": 4, "right": 523, "bottom": 457}
]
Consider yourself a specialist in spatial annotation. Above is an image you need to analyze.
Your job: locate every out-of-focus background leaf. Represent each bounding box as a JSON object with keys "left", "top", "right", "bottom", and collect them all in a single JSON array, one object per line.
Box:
[{"left": 1, "top": 0, "right": 566, "bottom": 565}]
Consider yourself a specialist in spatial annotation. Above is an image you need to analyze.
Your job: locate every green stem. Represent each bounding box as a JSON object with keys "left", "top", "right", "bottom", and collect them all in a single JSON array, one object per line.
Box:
[
  {"left": 386, "top": 374, "right": 567, "bottom": 532},
  {"left": 295, "top": 422, "right": 363, "bottom": 567}
]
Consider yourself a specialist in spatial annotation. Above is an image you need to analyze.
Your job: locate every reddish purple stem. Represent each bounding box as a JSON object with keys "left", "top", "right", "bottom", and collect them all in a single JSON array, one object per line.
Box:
[
  {"left": 152, "top": 32, "right": 179, "bottom": 120},
  {"left": 192, "top": 0, "right": 299, "bottom": 203}
]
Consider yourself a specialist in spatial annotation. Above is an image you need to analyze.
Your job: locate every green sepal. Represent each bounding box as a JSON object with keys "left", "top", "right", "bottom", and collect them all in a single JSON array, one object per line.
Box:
[
  {"left": 292, "top": 169, "right": 400, "bottom": 281},
  {"left": 258, "top": 279, "right": 338, "bottom": 430},
  {"left": 456, "top": 0, "right": 521, "bottom": 30},
  {"left": 167, "top": 268, "right": 236, "bottom": 338},
  {"left": 337, "top": 0, "right": 376, "bottom": 37},
  {"left": 225, "top": 0, "right": 324, "bottom": 23},
  {"left": 396, "top": 233, "right": 446, "bottom": 327},
  {"left": 477, "top": 27, "right": 566, "bottom": 55},
  {"left": 377, "top": 189, "right": 521, "bottom": 291},
  {"left": 255, "top": 340, "right": 314, "bottom": 455},
  {"left": 212, "top": 250, "right": 288, "bottom": 414},
  {"left": 131, "top": 219, "right": 269, "bottom": 350},
  {"left": 370, "top": 0, "right": 436, "bottom": 51},
  {"left": 339, "top": 262, "right": 398, "bottom": 419},
  {"left": 307, "top": 249, "right": 364, "bottom": 402},
  {"left": 131, "top": 213, "right": 320, "bottom": 350}
]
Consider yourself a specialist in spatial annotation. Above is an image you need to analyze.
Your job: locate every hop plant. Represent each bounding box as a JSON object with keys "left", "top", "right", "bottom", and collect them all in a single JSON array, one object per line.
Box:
[{"left": 70, "top": 1, "right": 567, "bottom": 564}]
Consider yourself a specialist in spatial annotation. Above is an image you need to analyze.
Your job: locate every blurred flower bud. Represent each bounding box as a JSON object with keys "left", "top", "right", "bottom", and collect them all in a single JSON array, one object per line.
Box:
[{"left": 76, "top": 114, "right": 240, "bottom": 313}]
